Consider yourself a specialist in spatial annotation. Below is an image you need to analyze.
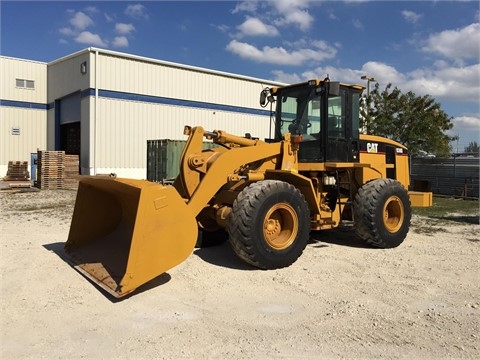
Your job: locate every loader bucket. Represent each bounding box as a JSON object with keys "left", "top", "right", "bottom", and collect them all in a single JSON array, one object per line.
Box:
[{"left": 64, "top": 177, "right": 197, "bottom": 298}]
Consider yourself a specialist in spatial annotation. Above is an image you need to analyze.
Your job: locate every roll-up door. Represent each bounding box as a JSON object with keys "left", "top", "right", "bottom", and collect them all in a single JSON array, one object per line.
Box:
[{"left": 58, "top": 92, "right": 81, "bottom": 155}]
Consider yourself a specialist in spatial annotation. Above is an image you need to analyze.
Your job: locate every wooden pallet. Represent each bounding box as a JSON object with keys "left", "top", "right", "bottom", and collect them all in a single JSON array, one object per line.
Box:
[
  {"left": 37, "top": 151, "right": 65, "bottom": 189},
  {"left": 36, "top": 151, "right": 80, "bottom": 189},
  {"left": 5, "top": 161, "right": 30, "bottom": 181},
  {"left": 64, "top": 154, "right": 79, "bottom": 188},
  {"left": 8, "top": 181, "right": 33, "bottom": 188}
]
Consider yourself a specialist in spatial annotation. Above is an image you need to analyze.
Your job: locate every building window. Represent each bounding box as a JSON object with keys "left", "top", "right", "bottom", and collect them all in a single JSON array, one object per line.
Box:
[{"left": 16, "top": 79, "right": 35, "bottom": 89}]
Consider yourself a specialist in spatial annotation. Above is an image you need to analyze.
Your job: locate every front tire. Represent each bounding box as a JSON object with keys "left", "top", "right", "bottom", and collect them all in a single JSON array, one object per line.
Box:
[
  {"left": 227, "top": 180, "right": 310, "bottom": 269},
  {"left": 354, "top": 178, "right": 411, "bottom": 248}
]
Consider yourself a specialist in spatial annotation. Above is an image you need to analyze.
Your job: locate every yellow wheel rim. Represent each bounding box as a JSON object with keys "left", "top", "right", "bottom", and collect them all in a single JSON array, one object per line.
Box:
[
  {"left": 383, "top": 196, "right": 404, "bottom": 233},
  {"left": 263, "top": 203, "right": 298, "bottom": 250}
]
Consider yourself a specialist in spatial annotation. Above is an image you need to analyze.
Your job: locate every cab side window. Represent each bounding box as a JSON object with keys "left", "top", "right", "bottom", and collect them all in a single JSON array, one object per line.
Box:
[{"left": 327, "top": 95, "right": 345, "bottom": 139}]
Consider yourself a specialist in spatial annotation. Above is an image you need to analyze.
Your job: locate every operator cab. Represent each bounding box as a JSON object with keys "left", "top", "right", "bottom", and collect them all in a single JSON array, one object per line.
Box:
[{"left": 263, "top": 79, "right": 363, "bottom": 163}]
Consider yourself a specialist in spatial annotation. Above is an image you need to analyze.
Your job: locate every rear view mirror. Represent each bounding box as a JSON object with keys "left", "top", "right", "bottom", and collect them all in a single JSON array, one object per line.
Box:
[{"left": 260, "top": 89, "right": 268, "bottom": 107}]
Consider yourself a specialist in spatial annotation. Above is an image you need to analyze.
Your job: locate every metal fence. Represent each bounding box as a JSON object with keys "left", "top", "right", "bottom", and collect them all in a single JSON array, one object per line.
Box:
[{"left": 411, "top": 157, "right": 479, "bottom": 199}]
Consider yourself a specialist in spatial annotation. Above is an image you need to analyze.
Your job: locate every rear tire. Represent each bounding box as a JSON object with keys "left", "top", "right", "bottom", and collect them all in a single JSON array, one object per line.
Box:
[
  {"left": 354, "top": 178, "right": 411, "bottom": 248},
  {"left": 227, "top": 180, "right": 310, "bottom": 269}
]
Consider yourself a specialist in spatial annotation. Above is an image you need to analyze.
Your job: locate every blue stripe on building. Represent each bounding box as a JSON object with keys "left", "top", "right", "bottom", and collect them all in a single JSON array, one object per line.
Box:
[
  {"left": 96, "top": 89, "right": 271, "bottom": 116},
  {"left": 2, "top": 89, "right": 272, "bottom": 117},
  {"left": 0, "top": 99, "right": 48, "bottom": 110}
]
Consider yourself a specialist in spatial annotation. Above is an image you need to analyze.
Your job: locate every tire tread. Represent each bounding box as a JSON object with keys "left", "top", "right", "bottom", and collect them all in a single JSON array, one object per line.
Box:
[
  {"left": 354, "top": 178, "right": 411, "bottom": 248},
  {"left": 228, "top": 180, "right": 310, "bottom": 269}
]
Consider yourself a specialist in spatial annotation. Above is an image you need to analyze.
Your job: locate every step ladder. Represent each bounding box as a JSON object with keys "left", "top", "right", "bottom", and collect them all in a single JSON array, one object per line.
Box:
[{"left": 335, "top": 169, "right": 354, "bottom": 226}]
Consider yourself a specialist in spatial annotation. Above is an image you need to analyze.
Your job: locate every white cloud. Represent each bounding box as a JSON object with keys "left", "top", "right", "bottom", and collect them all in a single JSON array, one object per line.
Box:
[
  {"left": 452, "top": 115, "right": 480, "bottom": 129},
  {"left": 226, "top": 41, "right": 264, "bottom": 61},
  {"left": 352, "top": 19, "right": 364, "bottom": 30},
  {"left": 84, "top": 6, "right": 98, "bottom": 15},
  {"left": 433, "top": 59, "right": 450, "bottom": 70},
  {"left": 405, "top": 63, "right": 480, "bottom": 101},
  {"left": 104, "top": 13, "right": 114, "bottom": 23},
  {"left": 361, "top": 61, "right": 406, "bottom": 84},
  {"left": 58, "top": 7, "right": 139, "bottom": 49},
  {"left": 216, "top": 24, "right": 230, "bottom": 33},
  {"left": 328, "top": 11, "right": 338, "bottom": 21},
  {"left": 270, "top": 70, "right": 302, "bottom": 84},
  {"left": 272, "top": 0, "right": 311, "bottom": 14},
  {"left": 272, "top": 1, "right": 314, "bottom": 31},
  {"left": 125, "top": 4, "right": 148, "bottom": 19},
  {"left": 75, "top": 31, "right": 108, "bottom": 47},
  {"left": 59, "top": 27, "right": 75, "bottom": 36},
  {"left": 232, "top": 1, "right": 258, "bottom": 14},
  {"left": 232, "top": 0, "right": 314, "bottom": 31},
  {"left": 70, "top": 11, "right": 93, "bottom": 31},
  {"left": 274, "top": 9, "right": 313, "bottom": 31},
  {"left": 422, "top": 23, "right": 480, "bottom": 62},
  {"left": 402, "top": 10, "right": 422, "bottom": 24},
  {"left": 448, "top": 115, "right": 480, "bottom": 144},
  {"left": 112, "top": 36, "right": 129, "bottom": 48},
  {"left": 237, "top": 17, "right": 279, "bottom": 37},
  {"left": 115, "top": 23, "right": 135, "bottom": 35},
  {"left": 226, "top": 39, "right": 337, "bottom": 66}
]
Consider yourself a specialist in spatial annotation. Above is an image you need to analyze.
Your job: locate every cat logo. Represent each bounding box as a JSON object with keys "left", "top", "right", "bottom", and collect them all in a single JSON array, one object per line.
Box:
[{"left": 367, "top": 142, "right": 379, "bottom": 153}]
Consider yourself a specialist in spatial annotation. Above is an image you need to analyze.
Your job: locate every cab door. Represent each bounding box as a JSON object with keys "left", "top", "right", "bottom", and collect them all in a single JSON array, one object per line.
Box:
[{"left": 325, "top": 89, "right": 359, "bottom": 163}]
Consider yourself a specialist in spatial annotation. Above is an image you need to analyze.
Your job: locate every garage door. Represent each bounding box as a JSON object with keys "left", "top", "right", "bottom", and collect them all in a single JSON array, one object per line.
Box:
[{"left": 58, "top": 92, "right": 81, "bottom": 155}]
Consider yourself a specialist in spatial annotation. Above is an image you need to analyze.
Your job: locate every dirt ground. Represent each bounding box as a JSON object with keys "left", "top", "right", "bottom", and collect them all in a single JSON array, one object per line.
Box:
[{"left": 1, "top": 188, "right": 479, "bottom": 359}]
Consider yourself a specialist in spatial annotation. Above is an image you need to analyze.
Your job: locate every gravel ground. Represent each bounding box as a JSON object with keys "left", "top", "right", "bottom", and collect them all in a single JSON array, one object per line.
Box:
[{"left": 1, "top": 188, "right": 479, "bottom": 359}]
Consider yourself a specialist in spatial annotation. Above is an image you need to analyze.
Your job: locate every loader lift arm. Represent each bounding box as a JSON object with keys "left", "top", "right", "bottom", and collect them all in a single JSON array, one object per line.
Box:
[{"left": 176, "top": 125, "right": 298, "bottom": 217}]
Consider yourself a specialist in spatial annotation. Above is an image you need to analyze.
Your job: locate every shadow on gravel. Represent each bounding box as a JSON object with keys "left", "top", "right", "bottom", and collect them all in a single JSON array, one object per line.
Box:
[
  {"left": 43, "top": 242, "right": 171, "bottom": 302},
  {"left": 194, "top": 226, "right": 372, "bottom": 270},
  {"left": 194, "top": 242, "right": 256, "bottom": 271},
  {"left": 309, "top": 226, "right": 371, "bottom": 249}
]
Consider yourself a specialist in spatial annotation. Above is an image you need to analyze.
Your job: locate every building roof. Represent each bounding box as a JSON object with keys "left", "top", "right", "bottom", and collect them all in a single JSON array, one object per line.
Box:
[{"left": 47, "top": 47, "right": 288, "bottom": 86}]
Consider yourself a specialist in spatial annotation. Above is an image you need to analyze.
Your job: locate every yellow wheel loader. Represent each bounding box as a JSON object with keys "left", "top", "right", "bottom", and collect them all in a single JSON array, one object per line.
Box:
[{"left": 65, "top": 79, "right": 432, "bottom": 297}]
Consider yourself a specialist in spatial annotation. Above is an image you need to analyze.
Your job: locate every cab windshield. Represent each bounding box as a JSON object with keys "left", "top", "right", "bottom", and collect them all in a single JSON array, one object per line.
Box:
[{"left": 275, "top": 85, "right": 344, "bottom": 141}]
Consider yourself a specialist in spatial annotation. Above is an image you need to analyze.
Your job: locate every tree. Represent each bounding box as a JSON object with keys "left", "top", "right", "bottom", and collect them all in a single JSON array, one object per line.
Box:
[
  {"left": 464, "top": 141, "right": 479, "bottom": 156},
  {"left": 360, "top": 83, "right": 455, "bottom": 157}
]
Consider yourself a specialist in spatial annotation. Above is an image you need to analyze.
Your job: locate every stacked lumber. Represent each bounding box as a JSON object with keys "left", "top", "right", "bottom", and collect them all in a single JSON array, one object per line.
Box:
[
  {"left": 36, "top": 151, "right": 80, "bottom": 189},
  {"left": 5, "top": 161, "right": 30, "bottom": 181},
  {"left": 36, "top": 151, "right": 64, "bottom": 189},
  {"left": 64, "top": 155, "right": 80, "bottom": 188}
]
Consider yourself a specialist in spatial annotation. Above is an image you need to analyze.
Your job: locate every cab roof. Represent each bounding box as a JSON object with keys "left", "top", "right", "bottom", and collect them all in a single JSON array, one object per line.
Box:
[{"left": 271, "top": 79, "right": 365, "bottom": 94}]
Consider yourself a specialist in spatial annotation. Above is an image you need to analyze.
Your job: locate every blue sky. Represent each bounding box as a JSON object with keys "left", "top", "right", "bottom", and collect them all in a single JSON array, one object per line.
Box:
[{"left": 1, "top": 0, "right": 479, "bottom": 150}]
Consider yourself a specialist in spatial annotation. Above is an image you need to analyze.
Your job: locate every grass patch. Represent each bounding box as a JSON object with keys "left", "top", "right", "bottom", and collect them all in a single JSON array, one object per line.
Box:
[
  {"left": 412, "top": 196, "right": 479, "bottom": 225},
  {"left": 413, "top": 196, "right": 479, "bottom": 217}
]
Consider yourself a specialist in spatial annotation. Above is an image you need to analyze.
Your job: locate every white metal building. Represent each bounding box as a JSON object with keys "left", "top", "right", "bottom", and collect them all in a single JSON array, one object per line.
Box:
[
  {"left": 1, "top": 48, "right": 285, "bottom": 179},
  {"left": 1, "top": 57, "right": 48, "bottom": 177}
]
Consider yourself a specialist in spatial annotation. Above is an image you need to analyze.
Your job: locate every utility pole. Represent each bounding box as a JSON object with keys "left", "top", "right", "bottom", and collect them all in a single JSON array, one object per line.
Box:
[
  {"left": 361, "top": 75, "right": 376, "bottom": 98},
  {"left": 361, "top": 75, "right": 376, "bottom": 133}
]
